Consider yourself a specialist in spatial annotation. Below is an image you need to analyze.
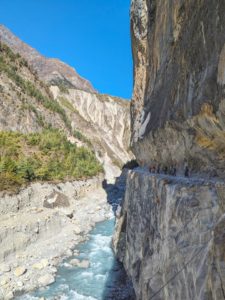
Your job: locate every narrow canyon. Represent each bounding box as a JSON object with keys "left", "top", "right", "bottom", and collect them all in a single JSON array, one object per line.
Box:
[{"left": 1, "top": 0, "right": 225, "bottom": 300}]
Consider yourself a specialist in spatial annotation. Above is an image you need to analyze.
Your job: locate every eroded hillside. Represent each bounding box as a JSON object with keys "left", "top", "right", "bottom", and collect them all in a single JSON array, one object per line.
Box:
[
  {"left": 0, "top": 25, "right": 95, "bottom": 93},
  {"left": 0, "top": 42, "right": 73, "bottom": 134},
  {"left": 0, "top": 26, "right": 133, "bottom": 181}
]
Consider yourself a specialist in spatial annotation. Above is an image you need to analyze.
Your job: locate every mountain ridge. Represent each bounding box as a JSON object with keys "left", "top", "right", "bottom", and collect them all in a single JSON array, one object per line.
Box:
[
  {"left": 0, "top": 24, "right": 95, "bottom": 93},
  {"left": 0, "top": 26, "right": 133, "bottom": 183}
]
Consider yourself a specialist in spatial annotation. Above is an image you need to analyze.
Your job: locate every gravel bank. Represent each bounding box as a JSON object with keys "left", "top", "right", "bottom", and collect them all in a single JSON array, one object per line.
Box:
[{"left": 0, "top": 176, "right": 113, "bottom": 299}]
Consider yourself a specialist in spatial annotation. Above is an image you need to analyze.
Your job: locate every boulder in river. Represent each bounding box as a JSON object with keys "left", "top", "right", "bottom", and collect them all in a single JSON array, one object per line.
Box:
[
  {"left": 38, "top": 274, "right": 55, "bottom": 287},
  {"left": 70, "top": 258, "right": 90, "bottom": 268}
]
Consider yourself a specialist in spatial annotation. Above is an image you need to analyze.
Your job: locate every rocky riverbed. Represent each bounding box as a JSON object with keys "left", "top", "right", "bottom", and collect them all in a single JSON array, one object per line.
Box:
[{"left": 0, "top": 176, "right": 114, "bottom": 299}]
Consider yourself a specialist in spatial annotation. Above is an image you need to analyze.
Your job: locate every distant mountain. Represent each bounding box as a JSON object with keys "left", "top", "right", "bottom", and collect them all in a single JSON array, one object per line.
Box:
[
  {"left": 0, "top": 24, "right": 95, "bottom": 93},
  {"left": 0, "top": 25, "right": 133, "bottom": 182}
]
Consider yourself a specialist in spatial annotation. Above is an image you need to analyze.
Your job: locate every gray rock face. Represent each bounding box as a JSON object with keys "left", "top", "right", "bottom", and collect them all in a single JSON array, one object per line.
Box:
[
  {"left": 119, "top": 4, "right": 225, "bottom": 298},
  {"left": 43, "top": 191, "right": 70, "bottom": 209},
  {"left": 113, "top": 169, "right": 225, "bottom": 299},
  {"left": 130, "top": 0, "right": 225, "bottom": 176}
]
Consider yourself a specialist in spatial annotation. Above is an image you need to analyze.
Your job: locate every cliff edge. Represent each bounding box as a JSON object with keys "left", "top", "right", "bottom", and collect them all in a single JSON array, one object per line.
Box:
[
  {"left": 130, "top": 0, "right": 225, "bottom": 177},
  {"left": 113, "top": 1, "right": 225, "bottom": 299},
  {"left": 113, "top": 170, "right": 225, "bottom": 300}
]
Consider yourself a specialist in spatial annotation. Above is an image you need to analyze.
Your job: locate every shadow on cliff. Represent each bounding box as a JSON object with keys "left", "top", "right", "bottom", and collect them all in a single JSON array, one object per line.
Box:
[
  {"left": 102, "top": 259, "right": 136, "bottom": 300},
  {"left": 101, "top": 160, "right": 138, "bottom": 300},
  {"left": 102, "top": 159, "right": 138, "bottom": 214}
]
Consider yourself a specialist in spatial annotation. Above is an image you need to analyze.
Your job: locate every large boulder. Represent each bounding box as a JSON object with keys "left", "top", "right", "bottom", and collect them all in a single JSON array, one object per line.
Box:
[
  {"left": 38, "top": 274, "right": 55, "bottom": 287},
  {"left": 43, "top": 191, "right": 70, "bottom": 209}
]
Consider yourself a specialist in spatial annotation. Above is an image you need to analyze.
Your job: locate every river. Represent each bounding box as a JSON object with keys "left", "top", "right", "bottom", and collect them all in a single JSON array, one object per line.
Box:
[{"left": 18, "top": 217, "right": 135, "bottom": 300}]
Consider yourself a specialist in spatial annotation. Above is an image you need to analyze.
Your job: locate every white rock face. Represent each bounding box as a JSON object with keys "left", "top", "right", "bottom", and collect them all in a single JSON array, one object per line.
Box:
[
  {"left": 50, "top": 86, "right": 134, "bottom": 182},
  {"left": 113, "top": 169, "right": 225, "bottom": 300}
]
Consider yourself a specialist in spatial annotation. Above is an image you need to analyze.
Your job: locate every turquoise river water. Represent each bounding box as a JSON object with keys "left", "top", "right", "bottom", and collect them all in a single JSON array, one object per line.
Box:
[{"left": 18, "top": 217, "right": 134, "bottom": 300}]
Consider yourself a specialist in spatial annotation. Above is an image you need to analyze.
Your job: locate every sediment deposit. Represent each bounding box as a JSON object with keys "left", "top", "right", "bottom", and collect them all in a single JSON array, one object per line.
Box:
[{"left": 0, "top": 176, "right": 113, "bottom": 299}]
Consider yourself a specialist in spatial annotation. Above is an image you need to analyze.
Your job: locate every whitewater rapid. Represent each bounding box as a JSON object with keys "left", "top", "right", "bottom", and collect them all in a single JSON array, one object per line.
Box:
[{"left": 17, "top": 218, "right": 123, "bottom": 300}]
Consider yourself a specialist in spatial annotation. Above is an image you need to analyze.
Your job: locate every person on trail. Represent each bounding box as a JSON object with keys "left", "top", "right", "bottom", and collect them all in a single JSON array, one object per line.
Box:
[
  {"left": 184, "top": 165, "right": 189, "bottom": 177},
  {"left": 157, "top": 164, "right": 161, "bottom": 174},
  {"left": 173, "top": 166, "right": 177, "bottom": 176},
  {"left": 164, "top": 166, "right": 168, "bottom": 174},
  {"left": 152, "top": 166, "right": 156, "bottom": 173},
  {"left": 169, "top": 166, "right": 173, "bottom": 175}
]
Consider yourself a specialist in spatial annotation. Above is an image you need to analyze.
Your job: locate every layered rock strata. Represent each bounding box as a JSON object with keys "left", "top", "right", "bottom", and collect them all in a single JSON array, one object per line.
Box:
[
  {"left": 113, "top": 169, "right": 225, "bottom": 300},
  {"left": 51, "top": 86, "right": 133, "bottom": 176},
  {"left": 130, "top": 0, "right": 225, "bottom": 176}
]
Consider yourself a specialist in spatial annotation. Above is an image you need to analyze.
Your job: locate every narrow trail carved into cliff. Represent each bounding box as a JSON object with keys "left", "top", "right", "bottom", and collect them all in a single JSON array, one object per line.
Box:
[{"left": 135, "top": 167, "right": 223, "bottom": 185}]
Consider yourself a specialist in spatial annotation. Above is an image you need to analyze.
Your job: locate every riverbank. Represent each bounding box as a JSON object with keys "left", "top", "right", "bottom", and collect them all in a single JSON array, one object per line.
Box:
[
  {"left": 0, "top": 176, "right": 113, "bottom": 299},
  {"left": 18, "top": 218, "right": 135, "bottom": 300}
]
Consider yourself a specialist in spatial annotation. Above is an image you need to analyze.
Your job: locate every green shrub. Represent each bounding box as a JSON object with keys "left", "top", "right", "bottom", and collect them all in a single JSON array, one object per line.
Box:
[
  {"left": 73, "top": 130, "right": 92, "bottom": 147},
  {"left": 0, "top": 129, "right": 103, "bottom": 191},
  {"left": 59, "top": 97, "right": 76, "bottom": 112},
  {"left": 0, "top": 43, "right": 72, "bottom": 131}
]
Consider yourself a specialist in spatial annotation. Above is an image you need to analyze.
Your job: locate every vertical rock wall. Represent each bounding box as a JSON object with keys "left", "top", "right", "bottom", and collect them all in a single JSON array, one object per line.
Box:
[
  {"left": 113, "top": 170, "right": 225, "bottom": 299},
  {"left": 130, "top": 0, "right": 225, "bottom": 176},
  {"left": 114, "top": 2, "right": 225, "bottom": 299}
]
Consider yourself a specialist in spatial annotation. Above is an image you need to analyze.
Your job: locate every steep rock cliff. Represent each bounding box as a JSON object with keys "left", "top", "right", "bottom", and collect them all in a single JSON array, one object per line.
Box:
[
  {"left": 130, "top": 0, "right": 225, "bottom": 176},
  {"left": 51, "top": 86, "right": 132, "bottom": 172},
  {"left": 114, "top": 170, "right": 225, "bottom": 300},
  {"left": 113, "top": 1, "right": 225, "bottom": 299}
]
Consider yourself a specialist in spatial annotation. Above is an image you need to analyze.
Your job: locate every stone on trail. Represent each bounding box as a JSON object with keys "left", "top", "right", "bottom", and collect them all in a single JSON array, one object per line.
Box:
[
  {"left": 73, "top": 225, "right": 81, "bottom": 235},
  {"left": 65, "top": 249, "right": 73, "bottom": 257},
  {"left": 0, "top": 276, "right": 10, "bottom": 286},
  {"left": 60, "top": 208, "right": 74, "bottom": 218},
  {"left": 0, "top": 264, "right": 11, "bottom": 273},
  {"left": 14, "top": 266, "right": 27, "bottom": 277},
  {"left": 32, "top": 259, "right": 49, "bottom": 270},
  {"left": 17, "top": 281, "right": 24, "bottom": 287},
  {"left": 5, "top": 291, "right": 14, "bottom": 300}
]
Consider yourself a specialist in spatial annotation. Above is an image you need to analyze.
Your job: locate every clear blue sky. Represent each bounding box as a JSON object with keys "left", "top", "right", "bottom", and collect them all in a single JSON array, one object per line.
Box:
[{"left": 0, "top": 0, "right": 132, "bottom": 99}]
